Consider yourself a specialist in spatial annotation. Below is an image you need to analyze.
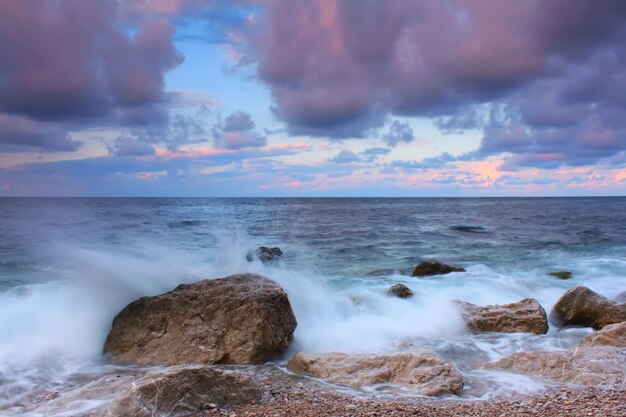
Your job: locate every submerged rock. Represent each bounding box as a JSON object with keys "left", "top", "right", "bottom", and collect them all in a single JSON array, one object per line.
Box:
[
  {"left": 287, "top": 350, "right": 463, "bottom": 396},
  {"left": 549, "top": 271, "right": 573, "bottom": 280},
  {"left": 484, "top": 346, "right": 626, "bottom": 386},
  {"left": 550, "top": 285, "right": 626, "bottom": 329},
  {"left": 246, "top": 246, "right": 283, "bottom": 263},
  {"left": 102, "top": 366, "right": 264, "bottom": 417},
  {"left": 388, "top": 283, "right": 413, "bottom": 299},
  {"left": 579, "top": 321, "right": 626, "bottom": 348},
  {"left": 411, "top": 261, "right": 465, "bottom": 277},
  {"left": 455, "top": 298, "right": 548, "bottom": 334},
  {"left": 104, "top": 273, "right": 297, "bottom": 365}
]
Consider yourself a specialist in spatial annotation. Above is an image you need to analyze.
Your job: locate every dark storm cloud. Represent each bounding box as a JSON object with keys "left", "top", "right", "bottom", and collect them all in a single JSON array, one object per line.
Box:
[
  {"left": 240, "top": 0, "right": 626, "bottom": 167},
  {"left": 0, "top": 115, "right": 81, "bottom": 153}
]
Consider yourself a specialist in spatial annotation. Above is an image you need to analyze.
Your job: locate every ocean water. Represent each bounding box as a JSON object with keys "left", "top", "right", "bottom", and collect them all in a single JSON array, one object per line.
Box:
[{"left": 1, "top": 197, "right": 625, "bottom": 414}]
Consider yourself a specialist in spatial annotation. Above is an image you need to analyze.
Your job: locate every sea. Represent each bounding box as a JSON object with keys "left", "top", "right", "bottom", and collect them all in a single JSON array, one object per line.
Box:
[{"left": 0, "top": 197, "right": 625, "bottom": 415}]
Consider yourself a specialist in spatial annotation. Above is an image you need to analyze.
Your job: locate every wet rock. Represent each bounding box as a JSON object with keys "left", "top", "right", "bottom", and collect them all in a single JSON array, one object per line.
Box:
[
  {"left": 455, "top": 298, "right": 548, "bottom": 334},
  {"left": 388, "top": 283, "right": 413, "bottom": 299},
  {"left": 104, "top": 273, "right": 297, "bottom": 365},
  {"left": 549, "top": 271, "right": 573, "bottom": 280},
  {"left": 411, "top": 261, "right": 465, "bottom": 277},
  {"left": 287, "top": 350, "right": 463, "bottom": 396},
  {"left": 102, "top": 366, "right": 264, "bottom": 417},
  {"left": 579, "top": 321, "right": 626, "bottom": 347},
  {"left": 550, "top": 285, "right": 626, "bottom": 329},
  {"left": 246, "top": 246, "right": 283, "bottom": 263},
  {"left": 484, "top": 346, "right": 626, "bottom": 386}
]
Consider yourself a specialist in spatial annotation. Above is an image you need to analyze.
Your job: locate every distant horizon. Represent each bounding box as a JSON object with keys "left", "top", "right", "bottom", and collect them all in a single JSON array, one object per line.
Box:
[{"left": 1, "top": 1, "right": 625, "bottom": 196}]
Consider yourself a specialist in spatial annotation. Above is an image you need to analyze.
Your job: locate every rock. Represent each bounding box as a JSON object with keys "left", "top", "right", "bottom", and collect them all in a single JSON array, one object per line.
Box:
[
  {"left": 287, "top": 350, "right": 463, "bottom": 396},
  {"left": 102, "top": 366, "right": 264, "bottom": 417},
  {"left": 550, "top": 285, "right": 626, "bottom": 329},
  {"left": 388, "top": 283, "right": 413, "bottom": 298},
  {"left": 246, "top": 246, "right": 283, "bottom": 263},
  {"left": 616, "top": 291, "right": 626, "bottom": 303},
  {"left": 549, "top": 271, "right": 573, "bottom": 280},
  {"left": 104, "top": 273, "right": 297, "bottom": 365},
  {"left": 455, "top": 298, "right": 548, "bottom": 334},
  {"left": 411, "top": 261, "right": 465, "bottom": 277},
  {"left": 484, "top": 346, "right": 626, "bottom": 386},
  {"left": 579, "top": 322, "right": 626, "bottom": 347}
]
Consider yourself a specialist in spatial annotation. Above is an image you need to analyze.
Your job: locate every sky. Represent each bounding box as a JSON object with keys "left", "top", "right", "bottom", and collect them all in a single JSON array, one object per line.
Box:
[{"left": 1, "top": 0, "right": 625, "bottom": 197}]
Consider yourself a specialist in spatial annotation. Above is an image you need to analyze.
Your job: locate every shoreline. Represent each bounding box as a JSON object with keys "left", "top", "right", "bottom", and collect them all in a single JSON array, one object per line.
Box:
[{"left": 227, "top": 380, "right": 626, "bottom": 417}]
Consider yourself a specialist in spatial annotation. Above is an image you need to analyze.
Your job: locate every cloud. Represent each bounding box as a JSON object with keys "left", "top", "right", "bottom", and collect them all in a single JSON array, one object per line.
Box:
[
  {"left": 111, "top": 136, "right": 156, "bottom": 156},
  {"left": 0, "top": 115, "right": 81, "bottom": 152},
  {"left": 238, "top": 0, "right": 626, "bottom": 167},
  {"left": 329, "top": 150, "right": 360, "bottom": 164},
  {"left": 212, "top": 111, "right": 267, "bottom": 149},
  {"left": 382, "top": 121, "right": 414, "bottom": 147}
]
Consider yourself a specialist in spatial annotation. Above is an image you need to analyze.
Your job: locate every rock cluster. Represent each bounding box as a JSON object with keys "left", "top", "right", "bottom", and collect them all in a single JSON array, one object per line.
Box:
[
  {"left": 104, "top": 273, "right": 297, "bottom": 365},
  {"left": 411, "top": 261, "right": 465, "bottom": 277},
  {"left": 287, "top": 350, "right": 463, "bottom": 396}
]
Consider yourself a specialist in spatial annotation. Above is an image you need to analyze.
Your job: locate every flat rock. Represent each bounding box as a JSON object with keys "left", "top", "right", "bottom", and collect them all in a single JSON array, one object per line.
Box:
[
  {"left": 388, "top": 283, "right": 413, "bottom": 298},
  {"left": 287, "top": 350, "right": 463, "bottom": 396},
  {"left": 579, "top": 321, "right": 626, "bottom": 347},
  {"left": 455, "top": 298, "right": 548, "bottom": 334},
  {"left": 102, "top": 366, "right": 264, "bottom": 417},
  {"left": 104, "top": 273, "right": 297, "bottom": 365},
  {"left": 411, "top": 261, "right": 465, "bottom": 277},
  {"left": 484, "top": 346, "right": 626, "bottom": 386},
  {"left": 550, "top": 285, "right": 626, "bottom": 329}
]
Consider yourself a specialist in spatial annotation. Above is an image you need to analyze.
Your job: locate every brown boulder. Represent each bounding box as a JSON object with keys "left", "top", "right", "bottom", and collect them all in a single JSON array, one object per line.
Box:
[
  {"left": 102, "top": 366, "right": 264, "bottom": 417},
  {"left": 550, "top": 285, "right": 626, "bottom": 329},
  {"left": 287, "top": 350, "right": 463, "bottom": 396},
  {"left": 104, "top": 274, "right": 297, "bottom": 365},
  {"left": 411, "top": 261, "right": 465, "bottom": 277},
  {"left": 455, "top": 298, "right": 548, "bottom": 334},
  {"left": 484, "top": 346, "right": 626, "bottom": 386},
  {"left": 388, "top": 283, "right": 413, "bottom": 298},
  {"left": 579, "top": 321, "right": 626, "bottom": 348},
  {"left": 616, "top": 291, "right": 626, "bottom": 303}
]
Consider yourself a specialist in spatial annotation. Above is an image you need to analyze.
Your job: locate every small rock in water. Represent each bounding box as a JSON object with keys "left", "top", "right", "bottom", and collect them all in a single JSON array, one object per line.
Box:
[
  {"left": 549, "top": 271, "right": 573, "bottom": 279},
  {"left": 411, "top": 261, "right": 465, "bottom": 277},
  {"left": 246, "top": 246, "right": 283, "bottom": 263},
  {"left": 387, "top": 283, "right": 413, "bottom": 298}
]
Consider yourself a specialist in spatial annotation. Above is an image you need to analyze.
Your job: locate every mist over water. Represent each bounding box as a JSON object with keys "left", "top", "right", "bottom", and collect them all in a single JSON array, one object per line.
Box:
[{"left": 1, "top": 197, "right": 625, "bottom": 414}]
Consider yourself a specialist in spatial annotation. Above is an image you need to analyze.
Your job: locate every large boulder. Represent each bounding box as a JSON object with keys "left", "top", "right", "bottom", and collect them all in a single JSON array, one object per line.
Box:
[
  {"left": 579, "top": 321, "right": 626, "bottom": 348},
  {"left": 484, "top": 346, "right": 626, "bottom": 386},
  {"left": 616, "top": 291, "right": 626, "bottom": 303},
  {"left": 287, "top": 350, "right": 463, "bottom": 396},
  {"left": 246, "top": 246, "right": 283, "bottom": 263},
  {"left": 102, "top": 366, "right": 264, "bottom": 417},
  {"left": 104, "top": 274, "right": 297, "bottom": 365},
  {"left": 411, "top": 261, "right": 465, "bottom": 277},
  {"left": 455, "top": 298, "right": 548, "bottom": 334},
  {"left": 550, "top": 285, "right": 626, "bottom": 329},
  {"left": 388, "top": 283, "right": 413, "bottom": 299}
]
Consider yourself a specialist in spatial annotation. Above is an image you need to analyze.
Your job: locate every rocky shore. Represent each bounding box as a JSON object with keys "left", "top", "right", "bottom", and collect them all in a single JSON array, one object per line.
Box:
[
  {"left": 227, "top": 382, "right": 626, "bottom": 417},
  {"left": 37, "top": 265, "right": 622, "bottom": 416}
]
